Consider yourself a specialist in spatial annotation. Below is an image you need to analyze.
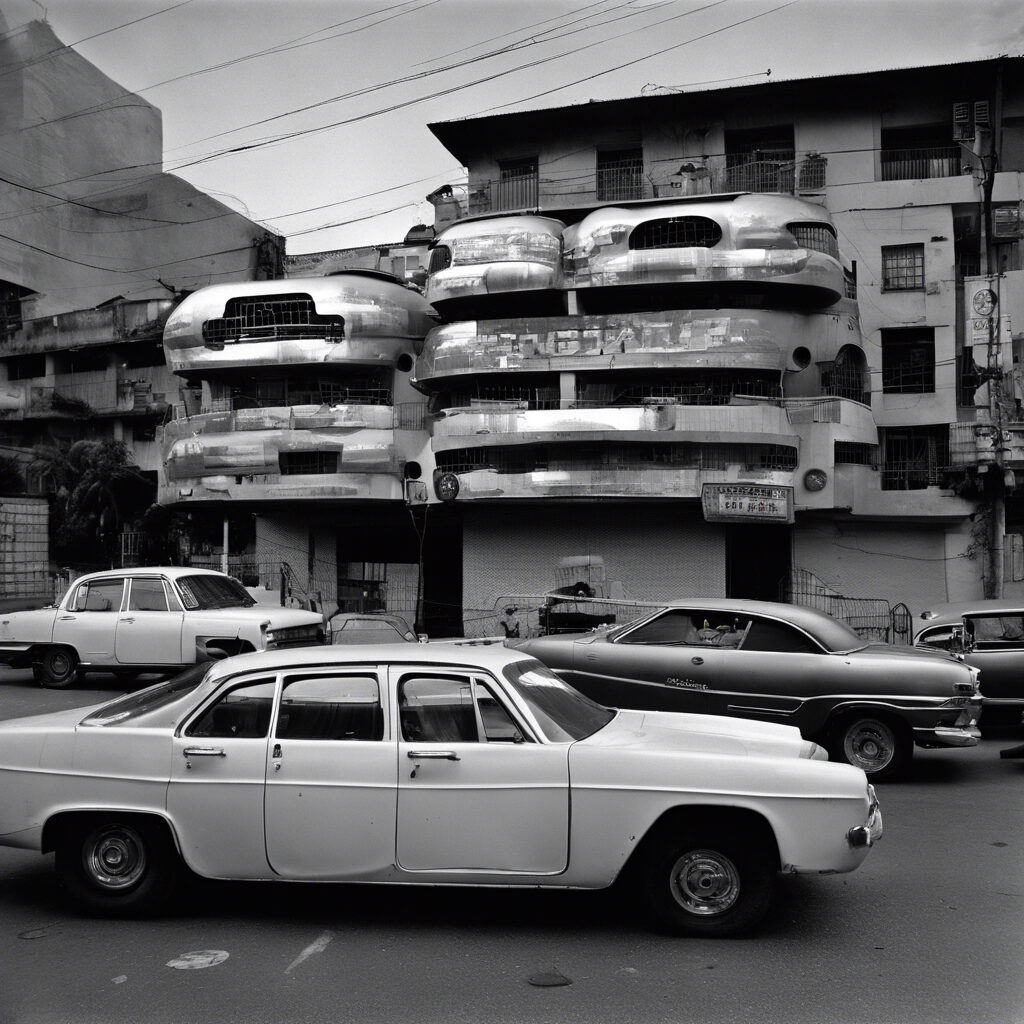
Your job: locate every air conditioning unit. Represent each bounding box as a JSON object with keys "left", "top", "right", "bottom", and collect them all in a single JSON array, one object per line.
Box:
[{"left": 952, "top": 101, "right": 973, "bottom": 141}]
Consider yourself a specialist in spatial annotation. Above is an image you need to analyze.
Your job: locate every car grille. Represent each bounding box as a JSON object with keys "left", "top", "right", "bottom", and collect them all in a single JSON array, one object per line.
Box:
[{"left": 266, "top": 624, "right": 326, "bottom": 649}]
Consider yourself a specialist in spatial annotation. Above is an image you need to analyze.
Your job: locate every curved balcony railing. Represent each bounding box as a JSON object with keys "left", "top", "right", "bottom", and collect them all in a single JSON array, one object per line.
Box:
[{"left": 159, "top": 471, "right": 406, "bottom": 505}]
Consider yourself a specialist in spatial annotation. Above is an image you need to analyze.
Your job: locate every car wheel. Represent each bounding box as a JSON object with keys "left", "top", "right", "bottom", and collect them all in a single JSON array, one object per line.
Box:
[
  {"left": 831, "top": 715, "right": 910, "bottom": 781},
  {"left": 55, "top": 818, "right": 180, "bottom": 917},
  {"left": 32, "top": 647, "right": 78, "bottom": 689},
  {"left": 641, "top": 831, "right": 775, "bottom": 937}
]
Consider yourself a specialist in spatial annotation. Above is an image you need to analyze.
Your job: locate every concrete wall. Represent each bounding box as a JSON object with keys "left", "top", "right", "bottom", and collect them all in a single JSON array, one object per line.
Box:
[{"left": 0, "top": 496, "right": 48, "bottom": 603}]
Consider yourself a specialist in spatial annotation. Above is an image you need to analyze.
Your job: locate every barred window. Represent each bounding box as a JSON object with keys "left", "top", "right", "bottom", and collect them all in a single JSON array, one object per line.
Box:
[
  {"left": 279, "top": 451, "right": 339, "bottom": 475},
  {"left": 881, "top": 327, "right": 935, "bottom": 394},
  {"left": 834, "top": 441, "right": 879, "bottom": 466},
  {"left": 597, "top": 148, "right": 644, "bottom": 202},
  {"left": 881, "top": 244, "right": 925, "bottom": 291},
  {"left": 788, "top": 222, "right": 839, "bottom": 261},
  {"left": 630, "top": 216, "right": 722, "bottom": 250}
]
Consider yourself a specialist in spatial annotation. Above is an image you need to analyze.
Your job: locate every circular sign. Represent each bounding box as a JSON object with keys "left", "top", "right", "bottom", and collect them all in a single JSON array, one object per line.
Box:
[
  {"left": 972, "top": 288, "right": 996, "bottom": 316},
  {"left": 803, "top": 468, "right": 828, "bottom": 492},
  {"left": 435, "top": 472, "right": 460, "bottom": 501}
]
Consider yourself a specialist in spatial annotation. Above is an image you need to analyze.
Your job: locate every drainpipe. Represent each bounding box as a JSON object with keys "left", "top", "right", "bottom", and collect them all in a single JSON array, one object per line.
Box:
[{"left": 983, "top": 58, "right": 1005, "bottom": 597}]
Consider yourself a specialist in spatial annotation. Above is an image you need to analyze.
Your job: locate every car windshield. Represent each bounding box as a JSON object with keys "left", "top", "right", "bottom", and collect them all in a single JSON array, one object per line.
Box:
[
  {"left": 80, "top": 663, "right": 213, "bottom": 725},
  {"left": 502, "top": 659, "right": 615, "bottom": 741},
  {"left": 176, "top": 575, "right": 257, "bottom": 610}
]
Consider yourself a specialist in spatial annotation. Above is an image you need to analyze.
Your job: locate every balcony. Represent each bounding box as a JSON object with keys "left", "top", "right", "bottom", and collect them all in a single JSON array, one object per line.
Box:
[
  {"left": 458, "top": 154, "right": 830, "bottom": 217},
  {"left": 0, "top": 377, "right": 169, "bottom": 419}
]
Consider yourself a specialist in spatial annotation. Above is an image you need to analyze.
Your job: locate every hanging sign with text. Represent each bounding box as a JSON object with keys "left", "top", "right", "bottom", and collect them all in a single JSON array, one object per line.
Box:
[{"left": 701, "top": 484, "right": 794, "bottom": 524}]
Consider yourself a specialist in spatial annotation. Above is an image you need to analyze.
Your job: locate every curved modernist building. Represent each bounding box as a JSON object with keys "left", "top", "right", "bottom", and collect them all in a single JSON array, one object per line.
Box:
[
  {"left": 159, "top": 273, "right": 439, "bottom": 624},
  {"left": 412, "top": 194, "right": 888, "bottom": 629}
]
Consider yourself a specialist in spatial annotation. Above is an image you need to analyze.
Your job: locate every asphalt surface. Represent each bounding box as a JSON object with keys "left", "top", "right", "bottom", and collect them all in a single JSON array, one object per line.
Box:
[{"left": 0, "top": 668, "right": 1022, "bottom": 1024}]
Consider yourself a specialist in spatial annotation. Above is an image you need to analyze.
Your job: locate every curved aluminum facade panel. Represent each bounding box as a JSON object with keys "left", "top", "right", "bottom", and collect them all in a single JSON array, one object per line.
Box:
[
  {"left": 562, "top": 194, "right": 843, "bottom": 299},
  {"left": 163, "top": 274, "right": 437, "bottom": 374},
  {"left": 424, "top": 215, "right": 565, "bottom": 306},
  {"left": 416, "top": 308, "right": 847, "bottom": 382}
]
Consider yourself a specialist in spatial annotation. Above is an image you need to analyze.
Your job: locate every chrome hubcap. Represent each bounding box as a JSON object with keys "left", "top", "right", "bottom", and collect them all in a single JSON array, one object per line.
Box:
[
  {"left": 669, "top": 849, "right": 740, "bottom": 916},
  {"left": 84, "top": 826, "right": 146, "bottom": 890},
  {"left": 844, "top": 720, "right": 895, "bottom": 772}
]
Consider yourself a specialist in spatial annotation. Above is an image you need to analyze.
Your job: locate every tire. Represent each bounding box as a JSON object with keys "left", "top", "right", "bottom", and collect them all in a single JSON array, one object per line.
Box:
[
  {"left": 641, "top": 830, "right": 776, "bottom": 937},
  {"left": 830, "top": 715, "right": 911, "bottom": 781},
  {"left": 32, "top": 647, "right": 79, "bottom": 689},
  {"left": 54, "top": 817, "right": 181, "bottom": 917}
]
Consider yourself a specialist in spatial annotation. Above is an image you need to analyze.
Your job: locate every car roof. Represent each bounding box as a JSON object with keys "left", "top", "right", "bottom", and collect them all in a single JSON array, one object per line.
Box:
[
  {"left": 918, "top": 600, "right": 1024, "bottom": 627},
  {"left": 645, "top": 598, "right": 865, "bottom": 652},
  {"left": 203, "top": 639, "right": 529, "bottom": 681},
  {"left": 72, "top": 567, "right": 232, "bottom": 585}
]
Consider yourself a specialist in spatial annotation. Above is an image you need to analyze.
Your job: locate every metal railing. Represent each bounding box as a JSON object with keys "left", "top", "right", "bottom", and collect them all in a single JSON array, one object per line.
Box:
[{"left": 880, "top": 146, "right": 962, "bottom": 181}]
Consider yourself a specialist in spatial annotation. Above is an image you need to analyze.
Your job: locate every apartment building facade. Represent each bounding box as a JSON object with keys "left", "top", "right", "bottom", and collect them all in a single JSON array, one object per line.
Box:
[{"left": 413, "top": 57, "right": 1024, "bottom": 632}]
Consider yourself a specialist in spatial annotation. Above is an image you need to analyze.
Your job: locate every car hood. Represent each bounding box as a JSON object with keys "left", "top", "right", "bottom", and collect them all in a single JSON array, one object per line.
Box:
[
  {"left": 186, "top": 606, "right": 323, "bottom": 627},
  {"left": 583, "top": 707, "right": 819, "bottom": 761}
]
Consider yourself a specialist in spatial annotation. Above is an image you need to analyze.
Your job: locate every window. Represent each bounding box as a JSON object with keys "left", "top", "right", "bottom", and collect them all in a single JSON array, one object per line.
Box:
[
  {"left": 597, "top": 147, "right": 643, "bottom": 201},
  {"left": 71, "top": 578, "right": 124, "bottom": 612},
  {"left": 881, "top": 425, "right": 949, "bottom": 490},
  {"left": 398, "top": 674, "right": 524, "bottom": 743},
  {"left": 630, "top": 216, "right": 722, "bottom": 250},
  {"left": 276, "top": 674, "right": 383, "bottom": 741},
  {"left": 787, "top": 222, "right": 839, "bottom": 261},
  {"left": 187, "top": 678, "right": 276, "bottom": 738},
  {"left": 968, "top": 615, "right": 1024, "bottom": 648},
  {"left": 279, "top": 451, "right": 339, "bottom": 475},
  {"left": 399, "top": 675, "right": 478, "bottom": 743},
  {"left": 881, "top": 327, "right": 935, "bottom": 393},
  {"left": 742, "top": 618, "right": 821, "bottom": 654},
  {"left": 619, "top": 609, "right": 749, "bottom": 647},
  {"left": 496, "top": 157, "right": 538, "bottom": 209},
  {"left": 881, "top": 244, "right": 925, "bottom": 291},
  {"left": 724, "top": 125, "right": 795, "bottom": 191},
  {"left": 880, "top": 125, "right": 960, "bottom": 180},
  {"left": 127, "top": 578, "right": 170, "bottom": 611}
]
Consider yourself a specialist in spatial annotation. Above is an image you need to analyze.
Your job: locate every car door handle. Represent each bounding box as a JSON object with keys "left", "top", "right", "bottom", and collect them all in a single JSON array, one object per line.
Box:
[
  {"left": 59, "top": 615, "right": 76, "bottom": 621},
  {"left": 407, "top": 750, "right": 460, "bottom": 761},
  {"left": 120, "top": 616, "right": 135, "bottom": 624},
  {"left": 183, "top": 746, "right": 226, "bottom": 768},
  {"left": 691, "top": 656, "right": 704, "bottom": 665}
]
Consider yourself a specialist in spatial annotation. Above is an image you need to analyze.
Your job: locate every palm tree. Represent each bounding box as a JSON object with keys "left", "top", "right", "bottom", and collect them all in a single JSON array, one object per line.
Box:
[{"left": 30, "top": 438, "right": 153, "bottom": 566}]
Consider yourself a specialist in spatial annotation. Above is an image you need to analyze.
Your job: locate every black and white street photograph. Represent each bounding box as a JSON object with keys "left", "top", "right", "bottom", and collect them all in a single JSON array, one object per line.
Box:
[{"left": 0, "top": 1, "right": 1022, "bottom": 1021}]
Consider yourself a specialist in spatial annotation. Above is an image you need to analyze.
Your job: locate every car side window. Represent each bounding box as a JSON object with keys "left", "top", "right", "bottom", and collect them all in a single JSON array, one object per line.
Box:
[
  {"left": 477, "top": 681, "right": 526, "bottom": 743},
  {"left": 916, "top": 626, "right": 956, "bottom": 651},
  {"left": 71, "top": 579, "right": 125, "bottom": 613},
  {"left": 275, "top": 674, "right": 383, "bottom": 741},
  {"left": 128, "top": 578, "right": 170, "bottom": 612},
  {"left": 741, "top": 618, "right": 822, "bottom": 654},
  {"left": 399, "top": 675, "right": 478, "bottom": 743},
  {"left": 968, "top": 615, "right": 1024, "bottom": 648},
  {"left": 186, "top": 679, "right": 276, "bottom": 738},
  {"left": 620, "top": 609, "right": 749, "bottom": 647}
]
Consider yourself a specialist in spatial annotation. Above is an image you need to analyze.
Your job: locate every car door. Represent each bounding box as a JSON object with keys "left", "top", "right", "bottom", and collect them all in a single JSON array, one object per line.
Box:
[
  {"left": 964, "top": 612, "right": 1024, "bottom": 704},
  {"left": 55, "top": 577, "right": 125, "bottom": 665},
  {"left": 115, "top": 576, "right": 185, "bottom": 665},
  {"left": 395, "top": 668, "right": 569, "bottom": 874},
  {"left": 167, "top": 674, "right": 278, "bottom": 879},
  {"left": 262, "top": 668, "right": 397, "bottom": 878},
  {"left": 571, "top": 608, "right": 724, "bottom": 713},
  {"left": 705, "top": 613, "right": 825, "bottom": 722}
]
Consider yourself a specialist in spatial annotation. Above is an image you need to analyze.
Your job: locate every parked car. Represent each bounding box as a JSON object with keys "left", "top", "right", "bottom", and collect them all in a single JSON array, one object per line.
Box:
[
  {"left": 328, "top": 612, "right": 417, "bottom": 645},
  {"left": 0, "top": 567, "right": 327, "bottom": 688},
  {"left": 515, "top": 599, "right": 982, "bottom": 781},
  {"left": 0, "top": 643, "right": 881, "bottom": 936},
  {"left": 915, "top": 600, "right": 1024, "bottom": 728}
]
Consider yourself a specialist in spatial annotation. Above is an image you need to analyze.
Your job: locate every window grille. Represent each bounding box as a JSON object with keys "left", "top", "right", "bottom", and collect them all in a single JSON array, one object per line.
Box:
[
  {"left": 788, "top": 223, "right": 839, "bottom": 260},
  {"left": 496, "top": 158, "right": 538, "bottom": 209},
  {"left": 881, "top": 244, "right": 925, "bottom": 291},
  {"left": 881, "top": 328, "right": 935, "bottom": 394},
  {"left": 279, "top": 451, "right": 340, "bottom": 475},
  {"left": 834, "top": 441, "right": 878, "bottom": 466},
  {"left": 597, "top": 148, "right": 644, "bottom": 202},
  {"left": 203, "top": 293, "right": 345, "bottom": 347},
  {"left": 629, "top": 216, "right": 722, "bottom": 250},
  {"left": 881, "top": 427, "right": 949, "bottom": 490}
]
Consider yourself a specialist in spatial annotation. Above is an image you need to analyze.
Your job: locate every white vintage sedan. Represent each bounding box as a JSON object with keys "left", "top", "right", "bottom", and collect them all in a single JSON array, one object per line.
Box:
[
  {"left": 0, "top": 567, "right": 326, "bottom": 688},
  {"left": 0, "top": 643, "right": 882, "bottom": 937}
]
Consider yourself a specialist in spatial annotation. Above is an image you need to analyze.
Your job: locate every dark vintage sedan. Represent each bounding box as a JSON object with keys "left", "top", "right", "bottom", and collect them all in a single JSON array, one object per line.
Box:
[
  {"left": 516, "top": 599, "right": 981, "bottom": 780},
  {"left": 915, "top": 601, "right": 1024, "bottom": 729}
]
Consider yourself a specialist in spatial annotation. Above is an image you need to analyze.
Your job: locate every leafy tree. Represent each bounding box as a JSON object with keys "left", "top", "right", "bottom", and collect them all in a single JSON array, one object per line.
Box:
[
  {"left": 0, "top": 453, "right": 25, "bottom": 494},
  {"left": 30, "top": 438, "right": 153, "bottom": 566}
]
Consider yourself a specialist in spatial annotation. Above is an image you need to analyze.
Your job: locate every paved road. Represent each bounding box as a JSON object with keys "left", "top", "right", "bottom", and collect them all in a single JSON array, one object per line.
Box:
[{"left": 1, "top": 669, "right": 1022, "bottom": 1024}]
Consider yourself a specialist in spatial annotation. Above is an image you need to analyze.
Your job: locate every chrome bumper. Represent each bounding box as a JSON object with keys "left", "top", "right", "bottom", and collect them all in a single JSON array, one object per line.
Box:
[
  {"left": 915, "top": 725, "right": 981, "bottom": 748},
  {"left": 847, "top": 785, "right": 883, "bottom": 849}
]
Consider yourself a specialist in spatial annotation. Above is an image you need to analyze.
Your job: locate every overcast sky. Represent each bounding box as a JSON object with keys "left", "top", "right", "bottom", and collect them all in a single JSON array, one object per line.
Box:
[{"left": 4, "top": 0, "right": 1022, "bottom": 254}]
